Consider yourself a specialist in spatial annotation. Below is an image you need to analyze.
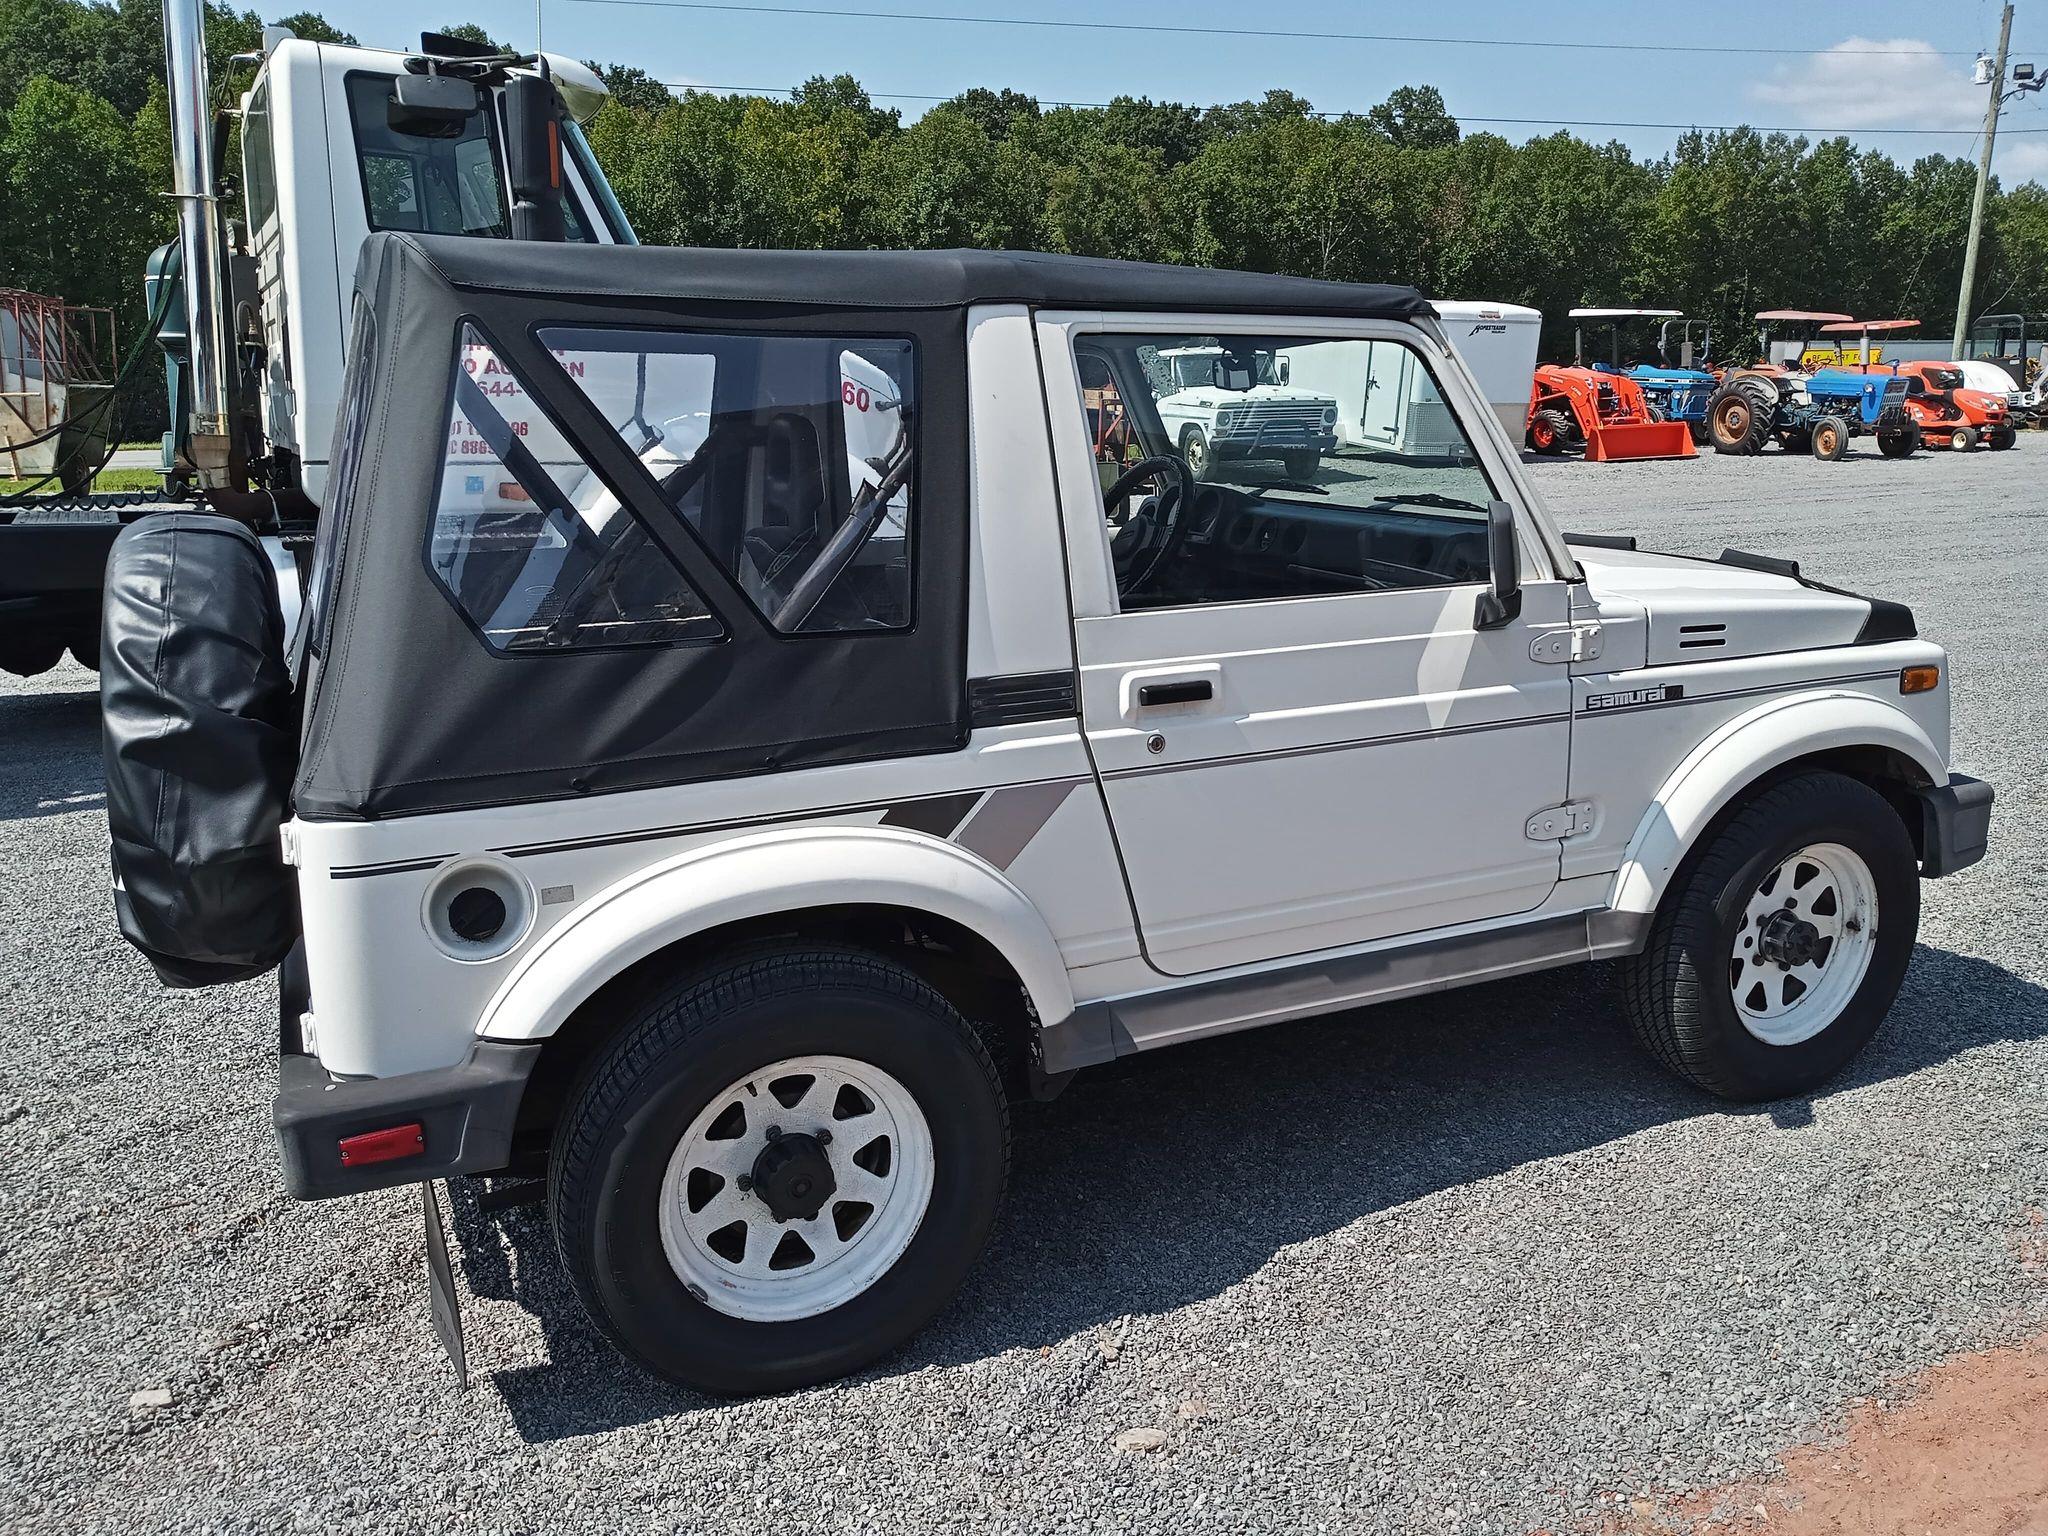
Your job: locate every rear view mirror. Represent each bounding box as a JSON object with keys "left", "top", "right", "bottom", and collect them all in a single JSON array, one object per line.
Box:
[
  {"left": 388, "top": 72, "right": 480, "bottom": 138},
  {"left": 1211, "top": 360, "right": 1254, "bottom": 392},
  {"left": 1474, "top": 499, "right": 1522, "bottom": 629}
]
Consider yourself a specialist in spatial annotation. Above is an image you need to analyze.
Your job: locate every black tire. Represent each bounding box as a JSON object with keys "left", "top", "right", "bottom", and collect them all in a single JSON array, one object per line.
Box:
[
  {"left": 1526, "top": 407, "right": 1574, "bottom": 455},
  {"left": 1619, "top": 770, "right": 1919, "bottom": 1102},
  {"left": 1809, "top": 414, "right": 1848, "bottom": 462},
  {"left": 1988, "top": 426, "right": 2017, "bottom": 451},
  {"left": 1779, "top": 426, "right": 1811, "bottom": 455},
  {"left": 1179, "top": 425, "right": 1212, "bottom": 479},
  {"left": 67, "top": 635, "right": 99, "bottom": 672},
  {"left": 1686, "top": 419, "right": 1711, "bottom": 446},
  {"left": 0, "top": 637, "right": 65, "bottom": 677},
  {"left": 549, "top": 945, "right": 1010, "bottom": 1395},
  {"left": 1644, "top": 404, "right": 1667, "bottom": 423},
  {"left": 1281, "top": 449, "right": 1320, "bottom": 480},
  {"left": 1949, "top": 426, "right": 1977, "bottom": 452},
  {"left": 1877, "top": 424, "right": 1919, "bottom": 458},
  {"left": 1706, "top": 384, "right": 1768, "bottom": 455}
]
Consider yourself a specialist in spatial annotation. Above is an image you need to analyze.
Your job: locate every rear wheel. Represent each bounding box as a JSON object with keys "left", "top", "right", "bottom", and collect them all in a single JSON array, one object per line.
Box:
[
  {"left": 1809, "top": 415, "right": 1848, "bottom": 462},
  {"left": 1878, "top": 424, "right": 1920, "bottom": 458},
  {"left": 1619, "top": 770, "right": 1918, "bottom": 1101},
  {"left": 1950, "top": 426, "right": 1978, "bottom": 451},
  {"left": 549, "top": 946, "right": 1010, "bottom": 1395},
  {"left": 1706, "top": 385, "right": 1768, "bottom": 455},
  {"left": 1526, "top": 407, "right": 1573, "bottom": 455}
]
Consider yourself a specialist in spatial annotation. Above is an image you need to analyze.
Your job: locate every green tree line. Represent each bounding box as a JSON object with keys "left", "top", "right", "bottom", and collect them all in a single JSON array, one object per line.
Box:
[{"left": 6, "top": 0, "right": 2048, "bottom": 431}]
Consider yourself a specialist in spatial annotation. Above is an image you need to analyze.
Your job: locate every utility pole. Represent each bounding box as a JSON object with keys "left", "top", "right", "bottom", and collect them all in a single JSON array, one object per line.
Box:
[{"left": 1956, "top": 5, "right": 2017, "bottom": 350}]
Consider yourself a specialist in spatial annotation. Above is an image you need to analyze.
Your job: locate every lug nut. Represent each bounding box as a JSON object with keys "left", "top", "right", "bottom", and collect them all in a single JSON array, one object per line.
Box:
[
  {"left": 766, "top": 1125, "right": 782, "bottom": 1141},
  {"left": 816, "top": 1128, "right": 832, "bottom": 1145},
  {"left": 735, "top": 1175, "right": 753, "bottom": 1192}
]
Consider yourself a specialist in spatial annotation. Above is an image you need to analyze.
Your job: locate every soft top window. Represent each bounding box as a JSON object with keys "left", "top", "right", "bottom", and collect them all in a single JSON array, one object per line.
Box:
[
  {"left": 423, "top": 323, "right": 722, "bottom": 653},
  {"left": 538, "top": 326, "right": 918, "bottom": 634}
]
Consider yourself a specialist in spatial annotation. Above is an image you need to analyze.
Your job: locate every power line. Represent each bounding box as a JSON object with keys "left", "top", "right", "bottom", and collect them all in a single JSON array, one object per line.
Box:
[
  {"left": 656, "top": 82, "right": 2048, "bottom": 136},
  {"left": 578, "top": 0, "right": 1985, "bottom": 58}
]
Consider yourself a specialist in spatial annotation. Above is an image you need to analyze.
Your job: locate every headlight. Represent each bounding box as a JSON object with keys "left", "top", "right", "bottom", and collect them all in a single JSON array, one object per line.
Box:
[
  {"left": 1217, "top": 408, "right": 1238, "bottom": 429},
  {"left": 1321, "top": 407, "right": 1338, "bottom": 426}
]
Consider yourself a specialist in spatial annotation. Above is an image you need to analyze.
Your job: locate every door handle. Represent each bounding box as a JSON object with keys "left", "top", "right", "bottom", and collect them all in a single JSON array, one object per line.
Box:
[{"left": 1137, "top": 679, "right": 1213, "bottom": 707}]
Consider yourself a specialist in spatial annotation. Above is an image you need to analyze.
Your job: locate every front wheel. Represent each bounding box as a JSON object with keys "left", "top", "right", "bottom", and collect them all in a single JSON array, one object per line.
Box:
[
  {"left": 1878, "top": 424, "right": 1920, "bottom": 458},
  {"left": 549, "top": 946, "right": 1009, "bottom": 1395},
  {"left": 1809, "top": 415, "right": 1848, "bottom": 461},
  {"left": 1179, "top": 425, "right": 1212, "bottom": 479},
  {"left": 1281, "top": 449, "right": 1320, "bottom": 481},
  {"left": 1618, "top": 770, "right": 1919, "bottom": 1101},
  {"left": 1988, "top": 426, "right": 2017, "bottom": 451}
]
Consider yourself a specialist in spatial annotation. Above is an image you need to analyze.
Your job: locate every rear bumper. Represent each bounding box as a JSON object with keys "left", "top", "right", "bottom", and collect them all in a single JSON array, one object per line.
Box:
[
  {"left": 1915, "top": 773, "right": 1994, "bottom": 878},
  {"left": 273, "top": 1041, "right": 540, "bottom": 1201}
]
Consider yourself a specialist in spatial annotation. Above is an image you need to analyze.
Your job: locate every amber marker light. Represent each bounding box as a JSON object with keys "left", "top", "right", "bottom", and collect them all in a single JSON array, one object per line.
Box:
[{"left": 1900, "top": 665, "right": 1941, "bottom": 694}]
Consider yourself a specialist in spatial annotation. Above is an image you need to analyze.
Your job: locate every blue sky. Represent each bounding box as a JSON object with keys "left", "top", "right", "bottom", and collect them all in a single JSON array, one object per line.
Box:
[{"left": 308, "top": 0, "right": 2048, "bottom": 181}]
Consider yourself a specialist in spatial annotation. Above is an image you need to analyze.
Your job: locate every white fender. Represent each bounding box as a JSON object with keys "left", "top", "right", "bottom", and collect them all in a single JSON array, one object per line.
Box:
[
  {"left": 1609, "top": 690, "right": 1944, "bottom": 918},
  {"left": 474, "top": 825, "right": 1076, "bottom": 1042}
]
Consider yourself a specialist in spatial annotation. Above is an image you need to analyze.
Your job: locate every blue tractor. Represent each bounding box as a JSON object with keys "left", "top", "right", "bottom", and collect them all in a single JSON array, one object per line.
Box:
[
  {"left": 1704, "top": 366, "right": 1918, "bottom": 460},
  {"left": 1567, "top": 309, "right": 1720, "bottom": 443}
]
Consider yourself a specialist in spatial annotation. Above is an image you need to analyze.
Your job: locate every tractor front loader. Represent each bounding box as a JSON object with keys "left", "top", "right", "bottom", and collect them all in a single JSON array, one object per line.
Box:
[{"left": 1524, "top": 364, "right": 1696, "bottom": 461}]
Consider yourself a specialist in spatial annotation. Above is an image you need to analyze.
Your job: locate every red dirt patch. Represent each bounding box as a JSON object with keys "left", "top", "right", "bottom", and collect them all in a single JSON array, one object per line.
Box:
[{"left": 1574, "top": 1330, "right": 2048, "bottom": 1536}]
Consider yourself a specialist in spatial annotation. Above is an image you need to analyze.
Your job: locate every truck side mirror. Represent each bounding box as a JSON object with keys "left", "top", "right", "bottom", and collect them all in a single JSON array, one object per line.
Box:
[
  {"left": 388, "top": 71, "right": 480, "bottom": 138},
  {"left": 1474, "top": 499, "right": 1522, "bottom": 630},
  {"left": 505, "top": 71, "right": 568, "bottom": 242},
  {"left": 1274, "top": 356, "right": 1291, "bottom": 384}
]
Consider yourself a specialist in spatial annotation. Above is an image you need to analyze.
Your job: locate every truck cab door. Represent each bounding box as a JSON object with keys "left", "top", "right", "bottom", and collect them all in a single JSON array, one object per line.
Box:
[{"left": 1038, "top": 315, "right": 1576, "bottom": 977}]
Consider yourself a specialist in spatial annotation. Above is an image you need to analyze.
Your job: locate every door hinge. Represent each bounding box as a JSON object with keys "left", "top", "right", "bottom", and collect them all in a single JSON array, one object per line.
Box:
[
  {"left": 1525, "top": 801, "right": 1597, "bottom": 841},
  {"left": 1530, "top": 622, "right": 1604, "bottom": 665},
  {"left": 278, "top": 823, "right": 300, "bottom": 866}
]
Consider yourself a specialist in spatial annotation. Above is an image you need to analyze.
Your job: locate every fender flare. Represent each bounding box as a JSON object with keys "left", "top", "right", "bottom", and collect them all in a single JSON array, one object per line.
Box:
[
  {"left": 1608, "top": 689, "right": 1944, "bottom": 918},
  {"left": 473, "top": 825, "right": 1076, "bottom": 1042}
]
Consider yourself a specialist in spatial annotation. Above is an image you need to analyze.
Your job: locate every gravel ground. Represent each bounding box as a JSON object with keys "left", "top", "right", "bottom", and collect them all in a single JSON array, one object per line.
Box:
[{"left": 3, "top": 437, "right": 2044, "bottom": 1534}]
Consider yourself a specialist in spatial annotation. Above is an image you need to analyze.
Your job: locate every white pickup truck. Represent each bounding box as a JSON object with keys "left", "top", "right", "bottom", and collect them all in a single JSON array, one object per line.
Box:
[
  {"left": 1149, "top": 344, "right": 1340, "bottom": 480},
  {"left": 101, "top": 240, "right": 1993, "bottom": 1397}
]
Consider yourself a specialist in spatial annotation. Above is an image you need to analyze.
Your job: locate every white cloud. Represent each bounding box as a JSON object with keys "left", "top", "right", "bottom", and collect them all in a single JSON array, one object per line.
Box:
[
  {"left": 1996, "top": 138, "right": 2048, "bottom": 186},
  {"left": 1749, "top": 37, "right": 1982, "bottom": 132}
]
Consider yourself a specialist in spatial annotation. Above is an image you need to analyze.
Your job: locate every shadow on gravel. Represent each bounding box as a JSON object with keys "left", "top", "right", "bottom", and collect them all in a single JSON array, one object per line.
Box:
[
  {"left": 462, "top": 941, "right": 2048, "bottom": 1441},
  {"left": 0, "top": 680, "right": 104, "bottom": 821}
]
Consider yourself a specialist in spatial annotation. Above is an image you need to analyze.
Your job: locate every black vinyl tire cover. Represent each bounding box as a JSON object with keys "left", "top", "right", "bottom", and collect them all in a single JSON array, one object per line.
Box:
[{"left": 101, "top": 513, "right": 299, "bottom": 988}]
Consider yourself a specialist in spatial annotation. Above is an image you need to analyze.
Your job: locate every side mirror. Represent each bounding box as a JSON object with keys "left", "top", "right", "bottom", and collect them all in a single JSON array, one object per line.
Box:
[
  {"left": 388, "top": 72, "right": 480, "bottom": 138},
  {"left": 1474, "top": 499, "right": 1522, "bottom": 629},
  {"left": 505, "top": 71, "right": 567, "bottom": 242},
  {"left": 1274, "top": 355, "right": 1291, "bottom": 384}
]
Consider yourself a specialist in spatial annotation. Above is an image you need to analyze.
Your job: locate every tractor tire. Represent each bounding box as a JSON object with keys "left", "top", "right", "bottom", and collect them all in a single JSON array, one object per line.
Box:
[
  {"left": 1526, "top": 408, "right": 1573, "bottom": 456},
  {"left": 1645, "top": 405, "right": 1667, "bottom": 423},
  {"left": 1687, "top": 420, "right": 1711, "bottom": 446},
  {"left": 1809, "top": 415, "right": 1848, "bottom": 462},
  {"left": 1878, "top": 424, "right": 1920, "bottom": 458},
  {"left": 1779, "top": 426, "right": 1812, "bottom": 455},
  {"left": 1706, "top": 385, "right": 1768, "bottom": 455},
  {"left": 1988, "top": 426, "right": 2017, "bottom": 451},
  {"left": 1949, "top": 426, "right": 1978, "bottom": 452}
]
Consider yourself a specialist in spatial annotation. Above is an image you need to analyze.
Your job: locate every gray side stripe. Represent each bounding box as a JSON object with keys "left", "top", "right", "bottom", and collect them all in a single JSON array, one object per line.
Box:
[{"left": 954, "top": 781, "right": 1080, "bottom": 870}]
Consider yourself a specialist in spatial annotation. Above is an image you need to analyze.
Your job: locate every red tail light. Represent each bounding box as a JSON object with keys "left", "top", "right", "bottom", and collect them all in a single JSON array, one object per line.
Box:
[{"left": 338, "top": 1123, "right": 425, "bottom": 1167}]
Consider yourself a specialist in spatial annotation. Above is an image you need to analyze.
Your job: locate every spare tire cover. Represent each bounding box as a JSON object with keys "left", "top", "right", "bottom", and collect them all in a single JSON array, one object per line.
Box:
[{"left": 101, "top": 513, "right": 298, "bottom": 988}]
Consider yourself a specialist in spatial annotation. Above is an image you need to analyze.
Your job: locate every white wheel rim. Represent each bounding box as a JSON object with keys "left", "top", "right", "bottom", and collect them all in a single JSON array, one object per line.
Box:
[
  {"left": 658, "top": 1055, "right": 934, "bottom": 1322},
  {"left": 1729, "top": 841, "right": 1879, "bottom": 1047}
]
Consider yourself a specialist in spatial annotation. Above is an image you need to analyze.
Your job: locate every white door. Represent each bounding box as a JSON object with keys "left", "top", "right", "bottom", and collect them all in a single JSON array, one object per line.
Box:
[{"left": 1048, "top": 318, "right": 1574, "bottom": 977}]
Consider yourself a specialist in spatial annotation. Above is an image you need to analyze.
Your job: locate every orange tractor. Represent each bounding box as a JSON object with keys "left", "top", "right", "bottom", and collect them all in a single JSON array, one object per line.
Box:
[
  {"left": 1523, "top": 363, "right": 1696, "bottom": 461},
  {"left": 1889, "top": 359, "right": 2015, "bottom": 451}
]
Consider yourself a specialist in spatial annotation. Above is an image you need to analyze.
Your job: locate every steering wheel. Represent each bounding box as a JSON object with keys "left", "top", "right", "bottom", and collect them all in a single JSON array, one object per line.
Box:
[{"left": 1102, "top": 454, "right": 1195, "bottom": 596}]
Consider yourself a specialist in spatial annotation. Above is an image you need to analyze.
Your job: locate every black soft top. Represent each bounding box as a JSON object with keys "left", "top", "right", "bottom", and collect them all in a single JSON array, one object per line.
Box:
[{"left": 396, "top": 233, "right": 1438, "bottom": 320}]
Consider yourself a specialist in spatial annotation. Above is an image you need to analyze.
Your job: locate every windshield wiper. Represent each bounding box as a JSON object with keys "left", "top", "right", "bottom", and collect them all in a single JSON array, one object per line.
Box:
[{"left": 1368, "top": 490, "right": 1491, "bottom": 515}]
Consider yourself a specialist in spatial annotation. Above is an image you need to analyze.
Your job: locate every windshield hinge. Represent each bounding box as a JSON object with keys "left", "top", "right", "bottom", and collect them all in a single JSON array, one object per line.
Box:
[
  {"left": 1526, "top": 801, "right": 1597, "bottom": 841},
  {"left": 1529, "top": 622, "right": 1604, "bottom": 665}
]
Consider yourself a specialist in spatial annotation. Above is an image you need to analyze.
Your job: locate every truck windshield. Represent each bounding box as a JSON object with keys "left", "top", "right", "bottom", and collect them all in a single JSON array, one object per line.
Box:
[{"left": 346, "top": 73, "right": 510, "bottom": 238}]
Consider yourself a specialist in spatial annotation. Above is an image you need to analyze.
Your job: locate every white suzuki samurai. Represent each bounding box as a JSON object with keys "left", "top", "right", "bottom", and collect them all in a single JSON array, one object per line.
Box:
[{"left": 100, "top": 236, "right": 1993, "bottom": 1396}]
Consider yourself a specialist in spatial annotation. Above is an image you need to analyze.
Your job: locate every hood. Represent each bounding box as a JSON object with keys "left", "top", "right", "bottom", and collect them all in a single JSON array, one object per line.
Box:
[{"left": 1567, "top": 543, "right": 1910, "bottom": 666}]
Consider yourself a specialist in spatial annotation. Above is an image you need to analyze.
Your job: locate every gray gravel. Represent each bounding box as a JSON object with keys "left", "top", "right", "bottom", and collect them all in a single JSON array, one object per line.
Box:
[{"left": 3, "top": 437, "right": 2044, "bottom": 1533}]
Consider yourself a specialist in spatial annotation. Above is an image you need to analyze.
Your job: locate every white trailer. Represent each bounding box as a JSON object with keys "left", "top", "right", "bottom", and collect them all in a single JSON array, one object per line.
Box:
[{"left": 1281, "top": 300, "right": 1538, "bottom": 455}]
